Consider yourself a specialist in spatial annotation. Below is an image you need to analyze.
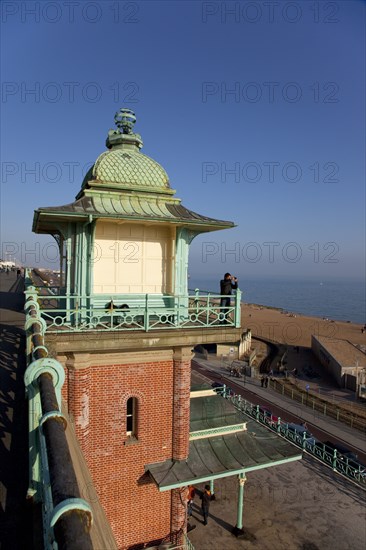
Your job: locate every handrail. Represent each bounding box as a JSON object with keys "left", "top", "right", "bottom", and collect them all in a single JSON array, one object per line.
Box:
[
  {"left": 24, "top": 272, "right": 93, "bottom": 549},
  {"left": 188, "top": 287, "right": 243, "bottom": 300}
]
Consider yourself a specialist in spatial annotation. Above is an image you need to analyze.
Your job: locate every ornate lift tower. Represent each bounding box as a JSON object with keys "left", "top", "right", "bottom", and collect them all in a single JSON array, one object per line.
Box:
[{"left": 32, "top": 109, "right": 248, "bottom": 548}]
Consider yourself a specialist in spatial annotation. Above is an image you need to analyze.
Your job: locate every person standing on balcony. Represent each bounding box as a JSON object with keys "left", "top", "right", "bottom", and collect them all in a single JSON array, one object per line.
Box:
[{"left": 219, "top": 273, "right": 238, "bottom": 324}]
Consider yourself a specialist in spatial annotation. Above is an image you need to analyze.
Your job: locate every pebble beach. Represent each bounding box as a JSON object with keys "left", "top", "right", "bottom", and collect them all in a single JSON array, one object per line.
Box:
[{"left": 242, "top": 303, "right": 365, "bottom": 348}]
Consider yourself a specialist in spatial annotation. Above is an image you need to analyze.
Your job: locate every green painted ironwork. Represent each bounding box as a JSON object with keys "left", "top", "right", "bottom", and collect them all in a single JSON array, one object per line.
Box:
[
  {"left": 154, "top": 454, "right": 301, "bottom": 492},
  {"left": 182, "top": 534, "right": 195, "bottom": 550},
  {"left": 236, "top": 473, "right": 246, "bottom": 530},
  {"left": 27, "top": 283, "right": 242, "bottom": 333},
  {"left": 50, "top": 498, "right": 93, "bottom": 530},
  {"left": 190, "top": 423, "right": 246, "bottom": 440},
  {"left": 216, "top": 385, "right": 366, "bottom": 489}
]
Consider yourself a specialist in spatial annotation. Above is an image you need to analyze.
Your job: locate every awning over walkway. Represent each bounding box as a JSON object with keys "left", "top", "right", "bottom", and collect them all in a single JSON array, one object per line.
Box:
[{"left": 146, "top": 394, "right": 302, "bottom": 491}]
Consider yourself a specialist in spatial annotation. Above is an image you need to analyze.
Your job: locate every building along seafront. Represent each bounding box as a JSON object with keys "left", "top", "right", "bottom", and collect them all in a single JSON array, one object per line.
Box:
[
  {"left": 312, "top": 335, "right": 366, "bottom": 394},
  {"left": 27, "top": 109, "right": 301, "bottom": 549}
]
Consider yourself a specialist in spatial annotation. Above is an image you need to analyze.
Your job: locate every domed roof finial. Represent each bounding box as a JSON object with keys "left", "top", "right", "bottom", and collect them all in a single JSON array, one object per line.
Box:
[
  {"left": 107, "top": 107, "right": 142, "bottom": 150},
  {"left": 114, "top": 108, "right": 136, "bottom": 135}
]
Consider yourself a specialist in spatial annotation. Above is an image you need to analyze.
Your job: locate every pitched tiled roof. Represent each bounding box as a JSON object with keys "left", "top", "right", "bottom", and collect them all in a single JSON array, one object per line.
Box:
[{"left": 33, "top": 193, "right": 234, "bottom": 231}]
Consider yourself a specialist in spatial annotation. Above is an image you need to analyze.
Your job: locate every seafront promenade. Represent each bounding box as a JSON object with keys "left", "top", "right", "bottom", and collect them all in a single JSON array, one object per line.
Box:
[{"left": 0, "top": 272, "right": 38, "bottom": 549}]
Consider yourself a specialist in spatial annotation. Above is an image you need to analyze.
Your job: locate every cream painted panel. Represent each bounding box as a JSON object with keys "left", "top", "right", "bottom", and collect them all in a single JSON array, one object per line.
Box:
[
  {"left": 93, "top": 221, "right": 174, "bottom": 294},
  {"left": 129, "top": 226, "right": 144, "bottom": 238},
  {"left": 93, "top": 227, "right": 118, "bottom": 290},
  {"left": 102, "top": 285, "right": 120, "bottom": 294},
  {"left": 145, "top": 241, "right": 164, "bottom": 256}
]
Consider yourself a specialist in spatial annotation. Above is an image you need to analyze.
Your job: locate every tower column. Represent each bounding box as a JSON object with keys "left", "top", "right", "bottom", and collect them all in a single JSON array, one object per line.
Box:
[
  {"left": 172, "top": 347, "right": 193, "bottom": 461},
  {"left": 170, "top": 488, "right": 187, "bottom": 540},
  {"left": 171, "top": 347, "right": 193, "bottom": 542},
  {"left": 65, "top": 353, "right": 91, "bottom": 454}
]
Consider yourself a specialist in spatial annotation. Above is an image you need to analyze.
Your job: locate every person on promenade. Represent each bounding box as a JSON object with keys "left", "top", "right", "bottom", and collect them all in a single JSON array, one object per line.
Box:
[
  {"left": 200, "top": 485, "right": 212, "bottom": 525},
  {"left": 264, "top": 376, "right": 269, "bottom": 388},
  {"left": 219, "top": 273, "right": 238, "bottom": 324},
  {"left": 187, "top": 485, "right": 196, "bottom": 520}
]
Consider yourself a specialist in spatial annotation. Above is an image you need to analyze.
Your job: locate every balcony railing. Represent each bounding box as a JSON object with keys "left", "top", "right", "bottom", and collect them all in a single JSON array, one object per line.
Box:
[{"left": 26, "top": 280, "right": 242, "bottom": 333}]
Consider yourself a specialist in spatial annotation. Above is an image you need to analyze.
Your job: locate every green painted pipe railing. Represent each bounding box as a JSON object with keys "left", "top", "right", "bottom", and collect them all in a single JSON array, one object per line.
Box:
[{"left": 24, "top": 279, "right": 93, "bottom": 549}]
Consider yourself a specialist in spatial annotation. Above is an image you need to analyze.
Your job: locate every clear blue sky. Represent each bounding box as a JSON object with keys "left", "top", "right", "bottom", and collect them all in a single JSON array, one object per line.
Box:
[{"left": 1, "top": 0, "right": 365, "bottom": 281}]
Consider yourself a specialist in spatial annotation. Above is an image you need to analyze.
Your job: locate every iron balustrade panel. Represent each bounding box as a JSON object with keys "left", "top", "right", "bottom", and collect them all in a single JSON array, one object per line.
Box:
[
  {"left": 34, "top": 292, "right": 240, "bottom": 332},
  {"left": 219, "top": 386, "right": 366, "bottom": 489}
]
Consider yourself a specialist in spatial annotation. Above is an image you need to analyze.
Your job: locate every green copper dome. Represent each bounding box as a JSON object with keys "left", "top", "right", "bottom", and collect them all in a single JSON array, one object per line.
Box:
[
  {"left": 80, "top": 108, "right": 173, "bottom": 196},
  {"left": 92, "top": 149, "right": 170, "bottom": 189}
]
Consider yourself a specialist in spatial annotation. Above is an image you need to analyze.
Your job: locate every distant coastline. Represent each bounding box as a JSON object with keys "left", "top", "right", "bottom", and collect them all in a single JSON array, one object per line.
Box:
[{"left": 189, "top": 276, "right": 365, "bottom": 325}]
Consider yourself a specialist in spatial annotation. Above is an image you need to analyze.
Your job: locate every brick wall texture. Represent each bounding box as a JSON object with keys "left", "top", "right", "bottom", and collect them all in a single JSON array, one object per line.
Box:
[{"left": 64, "top": 355, "right": 190, "bottom": 549}]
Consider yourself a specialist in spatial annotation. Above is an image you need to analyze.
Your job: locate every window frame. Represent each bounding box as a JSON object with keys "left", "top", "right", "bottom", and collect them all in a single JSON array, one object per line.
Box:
[{"left": 126, "top": 396, "right": 137, "bottom": 438}]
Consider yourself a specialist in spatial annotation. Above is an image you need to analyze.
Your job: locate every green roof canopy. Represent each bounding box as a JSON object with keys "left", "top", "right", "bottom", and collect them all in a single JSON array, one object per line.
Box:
[{"left": 146, "top": 393, "right": 302, "bottom": 491}]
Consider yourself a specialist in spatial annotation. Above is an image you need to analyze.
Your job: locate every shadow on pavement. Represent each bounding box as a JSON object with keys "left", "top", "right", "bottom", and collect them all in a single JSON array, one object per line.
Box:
[
  {"left": 0, "top": 289, "right": 25, "bottom": 313},
  {"left": 0, "top": 323, "right": 36, "bottom": 549},
  {"left": 302, "top": 454, "right": 366, "bottom": 504},
  {"left": 191, "top": 501, "right": 238, "bottom": 534}
]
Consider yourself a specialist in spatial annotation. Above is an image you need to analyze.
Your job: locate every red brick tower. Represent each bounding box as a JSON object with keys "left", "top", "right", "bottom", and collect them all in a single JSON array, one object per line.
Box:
[{"left": 33, "top": 109, "right": 240, "bottom": 548}]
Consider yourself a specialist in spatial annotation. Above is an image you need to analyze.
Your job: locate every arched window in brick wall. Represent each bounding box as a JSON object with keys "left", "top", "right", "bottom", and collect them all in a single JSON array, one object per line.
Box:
[{"left": 126, "top": 396, "right": 137, "bottom": 437}]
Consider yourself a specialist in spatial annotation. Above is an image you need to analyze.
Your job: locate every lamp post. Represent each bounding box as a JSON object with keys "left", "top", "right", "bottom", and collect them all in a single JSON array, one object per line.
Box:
[{"left": 232, "top": 473, "right": 247, "bottom": 537}]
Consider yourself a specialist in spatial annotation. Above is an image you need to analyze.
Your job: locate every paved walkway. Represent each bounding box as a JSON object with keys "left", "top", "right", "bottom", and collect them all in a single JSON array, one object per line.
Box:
[
  {"left": 276, "top": 344, "right": 365, "bottom": 410},
  {"left": 0, "top": 272, "right": 38, "bottom": 549}
]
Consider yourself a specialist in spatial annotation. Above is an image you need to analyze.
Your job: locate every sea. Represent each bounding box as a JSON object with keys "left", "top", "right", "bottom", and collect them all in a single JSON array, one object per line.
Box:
[{"left": 188, "top": 276, "right": 366, "bottom": 325}]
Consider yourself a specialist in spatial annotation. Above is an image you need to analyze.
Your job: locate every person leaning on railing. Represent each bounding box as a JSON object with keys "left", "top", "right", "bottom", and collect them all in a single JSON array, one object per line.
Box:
[{"left": 219, "top": 273, "right": 238, "bottom": 324}]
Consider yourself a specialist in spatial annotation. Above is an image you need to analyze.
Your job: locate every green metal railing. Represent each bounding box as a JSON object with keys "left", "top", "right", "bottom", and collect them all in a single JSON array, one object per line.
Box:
[
  {"left": 24, "top": 284, "right": 93, "bottom": 549},
  {"left": 216, "top": 385, "right": 366, "bottom": 489},
  {"left": 25, "top": 271, "right": 242, "bottom": 333},
  {"left": 183, "top": 534, "right": 195, "bottom": 550}
]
